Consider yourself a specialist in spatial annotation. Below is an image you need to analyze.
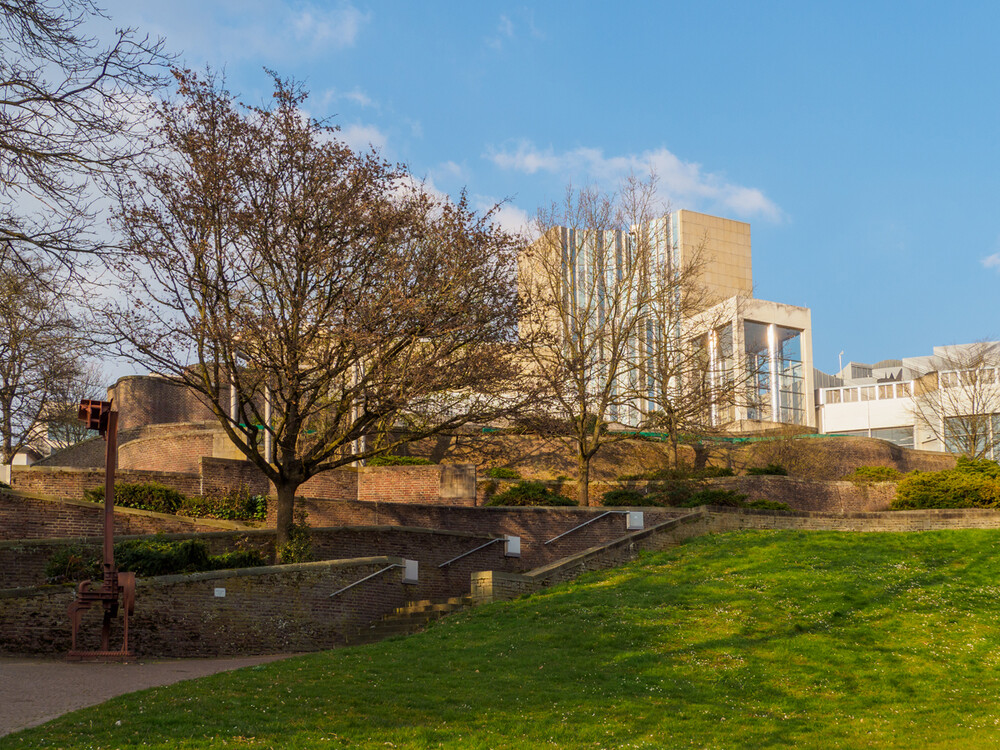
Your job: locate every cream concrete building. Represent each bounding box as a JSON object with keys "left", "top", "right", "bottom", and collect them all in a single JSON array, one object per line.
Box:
[
  {"left": 520, "top": 209, "right": 815, "bottom": 430},
  {"left": 815, "top": 342, "right": 1000, "bottom": 456}
]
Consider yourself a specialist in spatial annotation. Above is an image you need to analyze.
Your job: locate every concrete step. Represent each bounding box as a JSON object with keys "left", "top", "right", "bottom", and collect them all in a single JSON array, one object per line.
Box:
[{"left": 349, "top": 596, "right": 478, "bottom": 645}]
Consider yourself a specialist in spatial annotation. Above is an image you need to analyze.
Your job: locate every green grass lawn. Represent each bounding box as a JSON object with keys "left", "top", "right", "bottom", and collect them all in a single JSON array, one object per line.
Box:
[{"left": 7, "top": 529, "right": 1000, "bottom": 749}]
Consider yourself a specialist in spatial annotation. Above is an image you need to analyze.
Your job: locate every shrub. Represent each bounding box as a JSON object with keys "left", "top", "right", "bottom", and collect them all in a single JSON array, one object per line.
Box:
[
  {"left": 84, "top": 482, "right": 186, "bottom": 514},
  {"left": 746, "top": 463, "right": 788, "bottom": 476},
  {"left": 486, "top": 467, "right": 521, "bottom": 480},
  {"left": 745, "top": 499, "right": 793, "bottom": 511},
  {"left": 44, "top": 545, "right": 100, "bottom": 583},
  {"left": 678, "top": 489, "right": 749, "bottom": 508},
  {"left": 115, "top": 537, "right": 212, "bottom": 576},
  {"left": 486, "top": 481, "right": 576, "bottom": 507},
  {"left": 955, "top": 455, "right": 1000, "bottom": 479},
  {"left": 892, "top": 470, "right": 1000, "bottom": 510},
  {"left": 618, "top": 466, "right": 734, "bottom": 481},
  {"left": 844, "top": 466, "right": 904, "bottom": 483},
  {"left": 179, "top": 486, "right": 268, "bottom": 522},
  {"left": 601, "top": 488, "right": 663, "bottom": 507},
  {"left": 367, "top": 455, "right": 434, "bottom": 466},
  {"left": 277, "top": 511, "right": 313, "bottom": 563},
  {"left": 207, "top": 549, "right": 267, "bottom": 570}
]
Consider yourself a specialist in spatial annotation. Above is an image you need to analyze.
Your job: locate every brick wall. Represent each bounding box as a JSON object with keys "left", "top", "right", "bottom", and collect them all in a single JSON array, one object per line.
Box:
[
  {"left": 0, "top": 493, "right": 237, "bottom": 542},
  {"left": 275, "top": 497, "right": 686, "bottom": 570},
  {"left": 0, "top": 524, "right": 518, "bottom": 596},
  {"left": 0, "top": 557, "right": 419, "bottom": 657},
  {"left": 118, "top": 430, "right": 215, "bottom": 474},
  {"left": 359, "top": 465, "right": 449, "bottom": 504},
  {"left": 10, "top": 466, "right": 203, "bottom": 501}
]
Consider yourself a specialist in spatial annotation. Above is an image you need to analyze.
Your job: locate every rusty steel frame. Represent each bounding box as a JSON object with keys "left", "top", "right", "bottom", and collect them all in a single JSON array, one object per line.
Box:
[{"left": 66, "top": 399, "right": 135, "bottom": 661}]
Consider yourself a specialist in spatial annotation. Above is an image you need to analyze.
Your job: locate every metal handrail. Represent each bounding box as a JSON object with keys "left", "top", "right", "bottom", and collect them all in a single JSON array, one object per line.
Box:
[
  {"left": 544, "top": 511, "right": 627, "bottom": 545},
  {"left": 438, "top": 537, "right": 505, "bottom": 568},
  {"left": 328, "top": 563, "right": 401, "bottom": 598}
]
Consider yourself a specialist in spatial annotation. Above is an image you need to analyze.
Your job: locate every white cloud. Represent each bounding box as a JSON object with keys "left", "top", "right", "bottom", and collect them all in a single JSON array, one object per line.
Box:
[
  {"left": 291, "top": 3, "right": 370, "bottom": 49},
  {"left": 982, "top": 252, "right": 1000, "bottom": 270},
  {"left": 486, "top": 141, "right": 782, "bottom": 222},
  {"left": 487, "top": 13, "right": 516, "bottom": 50},
  {"left": 473, "top": 196, "right": 534, "bottom": 239},
  {"left": 338, "top": 122, "right": 387, "bottom": 152},
  {"left": 343, "top": 88, "right": 374, "bottom": 107}
]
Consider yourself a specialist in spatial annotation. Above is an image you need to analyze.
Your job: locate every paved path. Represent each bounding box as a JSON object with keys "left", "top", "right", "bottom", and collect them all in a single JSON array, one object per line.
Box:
[{"left": 0, "top": 654, "right": 293, "bottom": 738}]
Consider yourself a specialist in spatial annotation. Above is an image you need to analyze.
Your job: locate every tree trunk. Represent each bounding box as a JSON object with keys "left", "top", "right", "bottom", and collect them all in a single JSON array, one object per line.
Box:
[
  {"left": 578, "top": 452, "right": 592, "bottom": 507},
  {"left": 274, "top": 482, "right": 297, "bottom": 548}
]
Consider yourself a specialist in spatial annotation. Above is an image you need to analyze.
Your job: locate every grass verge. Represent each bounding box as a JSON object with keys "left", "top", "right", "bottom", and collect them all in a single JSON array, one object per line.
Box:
[{"left": 6, "top": 529, "right": 1000, "bottom": 748}]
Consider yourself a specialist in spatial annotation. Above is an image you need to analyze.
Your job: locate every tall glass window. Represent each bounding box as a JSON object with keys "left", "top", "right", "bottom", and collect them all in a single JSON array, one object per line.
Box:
[
  {"left": 744, "top": 321, "right": 771, "bottom": 421},
  {"left": 775, "top": 326, "right": 804, "bottom": 424}
]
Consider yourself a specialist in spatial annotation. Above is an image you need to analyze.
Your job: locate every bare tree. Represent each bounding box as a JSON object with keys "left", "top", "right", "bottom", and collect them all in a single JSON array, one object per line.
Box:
[
  {"left": 1, "top": 0, "right": 169, "bottom": 268},
  {"left": 0, "top": 248, "right": 86, "bottom": 462},
  {"left": 520, "top": 176, "right": 663, "bottom": 506},
  {"left": 41, "top": 361, "right": 106, "bottom": 451},
  {"left": 911, "top": 342, "right": 1000, "bottom": 459},
  {"left": 643, "top": 241, "right": 749, "bottom": 467},
  {"left": 106, "top": 71, "right": 533, "bottom": 545}
]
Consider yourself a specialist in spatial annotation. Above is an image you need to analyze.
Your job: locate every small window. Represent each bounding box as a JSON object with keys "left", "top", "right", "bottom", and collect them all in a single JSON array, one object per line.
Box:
[
  {"left": 896, "top": 382, "right": 911, "bottom": 398},
  {"left": 860, "top": 386, "right": 876, "bottom": 401},
  {"left": 843, "top": 388, "right": 859, "bottom": 403},
  {"left": 826, "top": 389, "right": 841, "bottom": 404},
  {"left": 878, "top": 385, "right": 893, "bottom": 400}
]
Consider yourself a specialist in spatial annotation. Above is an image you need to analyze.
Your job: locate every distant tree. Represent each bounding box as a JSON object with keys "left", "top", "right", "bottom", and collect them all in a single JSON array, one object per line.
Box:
[
  {"left": 911, "top": 342, "right": 1000, "bottom": 460},
  {"left": 0, "top": 0, "right": 168, "bottom": 269},
  {"left": 0, "top": 248, "right": 86, "bottom": 463},
  {"left": 520, "top": 176, "right": 660, "bottom": 506},
  {"left": 42, "top": 361, "right": 106, "bottom": 452},
  {"left": 106, "top": 71, "right": 533, "bottom": 545}
]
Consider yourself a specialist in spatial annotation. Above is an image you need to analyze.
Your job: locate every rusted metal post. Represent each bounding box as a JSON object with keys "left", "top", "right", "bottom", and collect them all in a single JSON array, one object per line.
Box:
[{"left": 67, "top": 400, "right": 134, "bottom": 661}]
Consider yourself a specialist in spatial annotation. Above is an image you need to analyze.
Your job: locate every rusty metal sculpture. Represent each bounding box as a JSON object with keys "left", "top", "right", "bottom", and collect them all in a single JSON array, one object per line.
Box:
[{"left": 66, "top": 399, "right": 136, "bottom": 660}]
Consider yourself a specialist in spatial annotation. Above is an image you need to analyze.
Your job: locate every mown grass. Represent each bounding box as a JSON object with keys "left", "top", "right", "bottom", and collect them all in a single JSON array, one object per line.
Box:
[{"left": 7, "top": 529, "right": 1000, "bottom": 749}]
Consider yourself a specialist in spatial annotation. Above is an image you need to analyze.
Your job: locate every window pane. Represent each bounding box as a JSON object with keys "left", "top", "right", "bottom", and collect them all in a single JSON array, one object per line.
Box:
[
  {"left": 878, "top": 384, "right": 893, "bottom": 399},
  {"left": 744, "top": 321, "right": 771, "bottom": 420},
  {"left": 860, "top": 386, "right": 875, "bottom": 401}
]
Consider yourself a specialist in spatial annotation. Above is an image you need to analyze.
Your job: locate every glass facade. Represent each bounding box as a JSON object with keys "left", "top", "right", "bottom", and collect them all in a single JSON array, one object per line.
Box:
[
  {"left": 744, "top": 321, "right": 805, "bottom": 424},
  {"left": 744, "top": 321, "right": 771, "bottom": 421}
]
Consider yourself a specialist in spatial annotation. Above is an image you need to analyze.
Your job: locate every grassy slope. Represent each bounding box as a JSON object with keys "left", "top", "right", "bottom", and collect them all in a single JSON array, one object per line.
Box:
[{"left": 6, "top": 530, "right": 1000, "bottom": 749}]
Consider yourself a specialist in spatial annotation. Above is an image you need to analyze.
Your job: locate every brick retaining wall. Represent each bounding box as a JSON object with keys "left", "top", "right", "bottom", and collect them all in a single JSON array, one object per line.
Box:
[
  {"left": 0, "top": 492, "right": 235, "bottom": 542},
  {"left": 0, "top": 557, "right": 418, "bottom": 657}
]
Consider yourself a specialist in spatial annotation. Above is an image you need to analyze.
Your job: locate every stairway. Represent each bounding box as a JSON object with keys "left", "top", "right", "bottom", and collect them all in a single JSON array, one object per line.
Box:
[{"left": 348, "top": 595, "right": 477, "bottom": 645}]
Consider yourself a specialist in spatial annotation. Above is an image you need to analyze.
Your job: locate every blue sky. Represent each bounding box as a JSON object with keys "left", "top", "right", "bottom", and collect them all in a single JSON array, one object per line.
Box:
[{"left": 102, "top": 1, "right": 1000, "bottom": 375}]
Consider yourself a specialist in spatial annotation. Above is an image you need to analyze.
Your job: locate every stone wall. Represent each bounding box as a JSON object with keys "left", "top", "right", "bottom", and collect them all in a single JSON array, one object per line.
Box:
[
  {"left": 0, "top": 525, "right": 516, "bottom": 597},
  {"left": 277, "top": 497, "right": 686, "bottom": 570},
  {"left": 9, "top": 466, "right": 203, "bottom": 501},
  {"left": 0, "top": 492, "right": 233, "bottom": 542},
  {"left": 0, "top": 557, "right": 415, "bottom": 657}
]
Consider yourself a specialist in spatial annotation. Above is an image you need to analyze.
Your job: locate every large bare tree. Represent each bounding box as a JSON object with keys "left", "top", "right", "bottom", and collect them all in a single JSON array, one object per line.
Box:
[
  {"left": 1, "top": 0, "right": 168, "bottom": 268},
  {"left": 0, "top": 248, "right": 87, "bottom": 463},
  {"left": 520, "top": 176, "right": 662, "bottom": 506},
  {"left": 107, "top": 71, "right": 532, "bottom": 544},
  {"left": 911, "top": 342, "right": 1000, "bottom": 459}
]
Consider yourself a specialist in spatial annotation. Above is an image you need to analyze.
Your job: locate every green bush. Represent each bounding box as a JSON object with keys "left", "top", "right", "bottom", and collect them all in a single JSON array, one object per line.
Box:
[
  {"left": 892, "top": 471, "right": 1000, "bottom": 510},
  {"left": 367, "top": 455, "right": 434, "bottom": 466},
  {"left": 179, "top": 486, "right": 267, "bottom": 522},
  {"left": 678, "top": 489, "right": 749, "bottom": 508},
  {"left": 277, "top": 511, "right": 313, "bottom": 563},
  {"left": 745, "top": 499, "right": 794, "bottom": 511},
  {"left": 486, "top": 481, "right": 576, "bottom": 507},
  {"left": 44, "top": 545, "right": 100, "bottom": 583},
  {"left": 844, "top": 466, "right": 904, "bottom": 483},
  {"left": 619, "top": 466, "right": 734, "bottom": 481},
  {"left": 746, "top": 463, "right": 788, "bottom": 476},
  {"left": 44, "top": 537, "right": 267, "bottom": 582},
  {"left": 601, "top": 488, "right": 664, "bottom": 507},
  {"left": 486, "top": 467, "right": 521, "bottom": 480},
  {"left": 84, "top": 482, "right": 186, "bottom": 514},
  {"left": 955, "top": 455, "right": 1000, "bottom": 479}
]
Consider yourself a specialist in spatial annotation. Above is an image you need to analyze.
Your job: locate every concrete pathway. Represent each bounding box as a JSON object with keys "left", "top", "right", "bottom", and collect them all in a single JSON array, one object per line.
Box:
[{"left": 0, "top": 654, "right": 293, "bottom": 738}]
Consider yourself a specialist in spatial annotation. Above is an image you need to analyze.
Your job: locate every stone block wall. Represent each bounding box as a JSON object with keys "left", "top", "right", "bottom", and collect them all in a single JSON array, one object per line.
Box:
[
  {"left": 0, "top": 493, "right": 230, "bottom": 542},
  {"left": 0, "top": 557, "right": 416, "bottom": 657}
]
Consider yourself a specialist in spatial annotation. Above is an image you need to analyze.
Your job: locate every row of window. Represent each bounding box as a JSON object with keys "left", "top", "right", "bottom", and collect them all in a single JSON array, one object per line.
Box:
[
  {"left": 820, "top": 382, "right": 912, "bottom": 405},
  {"left": 939, "top": 368, "right": 1000, "bottom": 388}
]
